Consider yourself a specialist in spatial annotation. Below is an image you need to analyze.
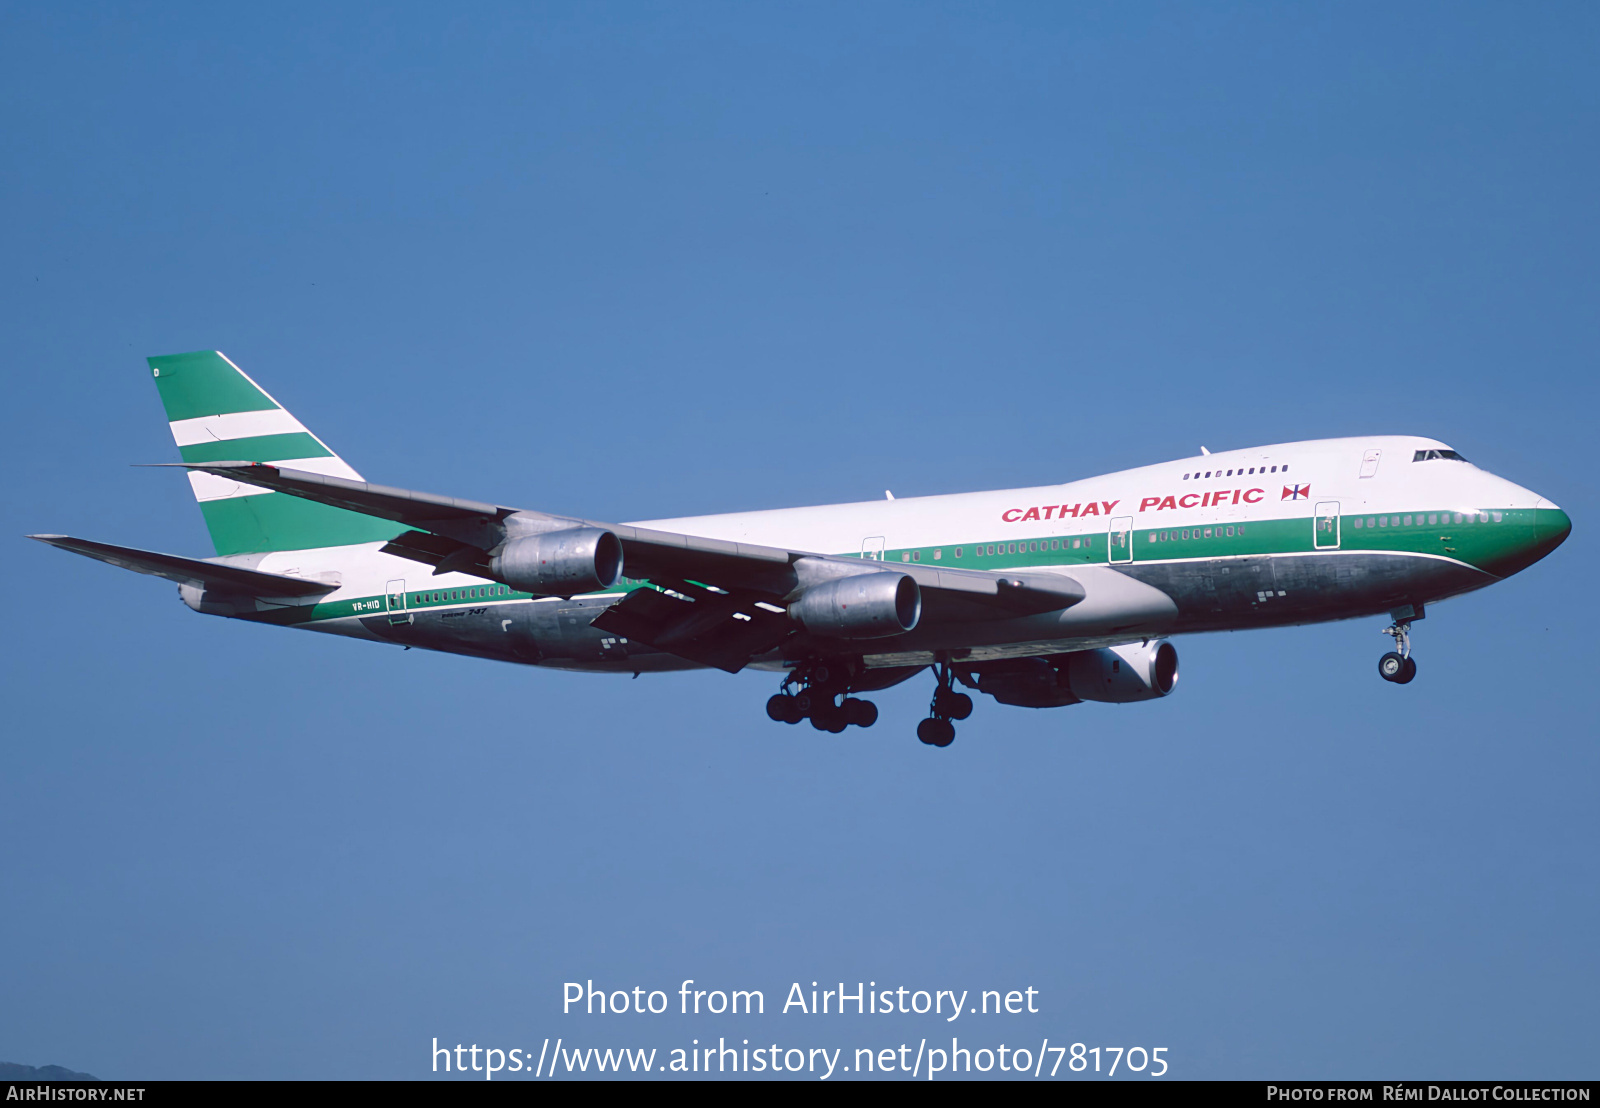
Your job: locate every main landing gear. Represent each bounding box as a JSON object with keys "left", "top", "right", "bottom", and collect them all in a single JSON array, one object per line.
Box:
[
  {"left": 766, "top": 660, "right": 878, "bottom": 733},
  {"left": 1378, "top": 605, "right": 1423, "bottom": 685},
  {"left": 917, "top": 661, "right": 973, "bottom": 747},
  {"left": 766, "top": 659, "right": 978, "bottom": 746}
]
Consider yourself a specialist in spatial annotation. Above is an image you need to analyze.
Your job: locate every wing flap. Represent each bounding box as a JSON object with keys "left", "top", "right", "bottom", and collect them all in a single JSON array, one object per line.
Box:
[
  {"left": 379, "top": 530, "right": 494, "bottom": 576},
  {"left": 591, "top": 581, "right": 793, "bottom": 673}
]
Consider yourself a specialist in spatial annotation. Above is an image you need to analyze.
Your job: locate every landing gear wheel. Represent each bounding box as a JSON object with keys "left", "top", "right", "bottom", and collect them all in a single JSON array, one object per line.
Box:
[
  {"left": 811, "top": 705, "right": 847, "bottom": 733},
  {"left": 1378, "top": 652, "right": 1407, "bottom": 682},
  {"left": 777, "top": 659, "right": 866, "bottom": 731},
  {"left": 1379, "top": 611, "right": 1421, "bottom": 686},
  {"left": 766, "top": 694, "right": 802, "bottom": 724},
  {"left": 843, "top": 698, "right": 878, "bottom": 728},
  {"left": 926, "top": 659, "right": 974, "bottom": 733},
  {"left": 934, "top": 689, "right": 973, "bottom": 721}
]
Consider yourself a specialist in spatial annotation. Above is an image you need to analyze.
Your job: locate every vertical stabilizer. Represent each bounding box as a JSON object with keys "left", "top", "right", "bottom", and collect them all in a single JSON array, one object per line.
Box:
[{"left": 148, "top": 351, "right": 401, "bottom": 556}]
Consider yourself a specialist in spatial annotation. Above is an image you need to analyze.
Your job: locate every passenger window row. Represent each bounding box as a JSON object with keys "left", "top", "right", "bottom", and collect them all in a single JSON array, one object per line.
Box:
[
  {"left": 411, "top": 585, "right": 513, "bottom": 604},
  {"left": 1350, "top": 511, "right": 1502, "bottom": 529},
  {"left": 970, "top": 537, "right": 1095, "bottom": 558},
  {"left": 893, "top": 537, "right": 1100, "bottom": 563},
  {"left": 1147, "top": 526, "right": 1244, "bottom": 542},
  {"left": 1184, "top": 464, "right": 1286, "bottom": 480}
]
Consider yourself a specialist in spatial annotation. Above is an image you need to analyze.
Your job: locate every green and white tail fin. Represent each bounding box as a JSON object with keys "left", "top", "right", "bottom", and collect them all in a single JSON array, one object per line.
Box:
[{"left": 149, "top": 350, "right": 403, "bottom": 557}]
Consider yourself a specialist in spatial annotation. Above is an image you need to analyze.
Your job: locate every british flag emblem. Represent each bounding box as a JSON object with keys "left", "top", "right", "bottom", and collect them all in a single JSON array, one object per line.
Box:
[{"left": 1282, "top": 484, "right": 1311, "bottom": 500}]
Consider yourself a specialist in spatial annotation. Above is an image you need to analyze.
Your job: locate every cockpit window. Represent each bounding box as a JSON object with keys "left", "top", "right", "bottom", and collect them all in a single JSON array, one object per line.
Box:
[{"left": 1413, "top": 449, "right": 1468, "bottom": 462}]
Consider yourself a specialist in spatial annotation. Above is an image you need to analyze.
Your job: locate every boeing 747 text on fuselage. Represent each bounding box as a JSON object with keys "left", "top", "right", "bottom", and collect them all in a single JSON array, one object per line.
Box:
[{"left": 31, "top": 352, "right": 1571, "bottom": 746}]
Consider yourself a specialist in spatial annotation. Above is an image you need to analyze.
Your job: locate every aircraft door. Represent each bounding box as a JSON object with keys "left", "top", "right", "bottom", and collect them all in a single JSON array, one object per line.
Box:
[
  {"left": 1359, "top": 449, "right": 1382, "bottom": 478},
  {"left": 1108, "top": 516, "right": 1133, "bottom": 564},
  {"left": 862, "top": 536, "right": 886, "bottom": 561},
  {"left": 385, "top": 578, "right": 410, "bottom": 625},
  {"left": 1314, "top": 503, "right": 1341, "bottom": 550}
]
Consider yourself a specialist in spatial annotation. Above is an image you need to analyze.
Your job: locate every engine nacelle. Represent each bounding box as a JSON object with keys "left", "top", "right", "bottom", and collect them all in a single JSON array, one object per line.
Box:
[
  {"left": 1065, "top": 639, "right": 1179, "bottom": 703},
  {"left": 789, "top": 571, "right": 921, "bottom": 639},
  {"left": 490, "top": 528, "right": 623, "bottom": 597},
  {"left": 969, "top": 639, "right": 1179, "bottom": 708}
]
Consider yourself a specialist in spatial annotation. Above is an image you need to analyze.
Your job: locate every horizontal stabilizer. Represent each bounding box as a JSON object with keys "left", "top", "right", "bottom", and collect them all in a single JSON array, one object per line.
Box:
[{"left": 28, "top": 535, "right": 338, "bottom": 597}]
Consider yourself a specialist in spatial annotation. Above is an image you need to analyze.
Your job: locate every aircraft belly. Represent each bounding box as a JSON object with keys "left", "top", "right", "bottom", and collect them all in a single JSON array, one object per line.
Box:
[
  {"left": 293, "top": 613, "right": 390, "bottom": 641},
  {"left": 1123, "top": 551, "right": 1494, "bottom": 632},
  {"left": 354, "top": 597, "right": 689, "bottom": 672},
  {"left": 338, "top": 552, "right": 1492, "bottom": 671},
  {"left": 357, "top": 604, "right": 532, "bottom": 663}
]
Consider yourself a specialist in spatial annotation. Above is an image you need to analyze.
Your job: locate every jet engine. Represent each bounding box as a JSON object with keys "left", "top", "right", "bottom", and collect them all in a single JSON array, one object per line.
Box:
[
  {"left": 789, "top": 571, "right": 921, "bottom": 639},
  {"left": 969, "top": 639, "right": 1179, "bottom": 707},
  {"left": 1064, "top": 639, "right": 1179, "bottom": 703},
  {"left": 490, "top": 527, "right": 623, "bottom": 597}
]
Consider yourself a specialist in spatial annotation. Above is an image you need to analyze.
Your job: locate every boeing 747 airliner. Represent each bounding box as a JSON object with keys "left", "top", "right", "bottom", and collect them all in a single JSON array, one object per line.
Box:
[{"left": 31, "top": 352, "right": 1571, "bottom": 746}]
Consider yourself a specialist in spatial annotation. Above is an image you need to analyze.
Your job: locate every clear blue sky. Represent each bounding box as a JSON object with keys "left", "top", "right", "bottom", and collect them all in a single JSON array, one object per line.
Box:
[{"left": 2, "top": 1, "right": 1595, "bottom": 1080}]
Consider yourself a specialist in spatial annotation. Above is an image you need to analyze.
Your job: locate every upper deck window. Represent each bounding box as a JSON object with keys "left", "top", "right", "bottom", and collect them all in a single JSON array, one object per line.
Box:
[{"left": 1414, "top": 449, "right": 1468, "bottom": 462}]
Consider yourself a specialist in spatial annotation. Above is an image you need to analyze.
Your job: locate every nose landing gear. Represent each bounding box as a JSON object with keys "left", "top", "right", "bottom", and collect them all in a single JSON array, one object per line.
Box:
[
  {"left": 918, "top": 661, "right": 972, "bottom": 747},
  {"left": 767, "top": 661, "right": 878, "bottom": 733},
  {"left": 1377, "top": 652, "right": 1415, "bottom": 683},
  {"left": 1378, "top": 606, "right": 1422, "bottom": 684}
]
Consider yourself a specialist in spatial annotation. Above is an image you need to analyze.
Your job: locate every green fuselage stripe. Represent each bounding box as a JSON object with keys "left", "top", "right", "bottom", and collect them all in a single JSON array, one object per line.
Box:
[
  {"left": 247, "top": 505, "right": 1557, "bottom": 629},
  {"left": 886, "top": 506, "right": 1533, "bottom": 574}
]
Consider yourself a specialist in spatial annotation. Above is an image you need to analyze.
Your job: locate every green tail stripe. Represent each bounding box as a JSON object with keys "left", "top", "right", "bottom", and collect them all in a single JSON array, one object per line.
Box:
[
  {"left": 199, "top": 495, "right": 403, "bottom": 558},
  {"left": 178, "top": 433, "right": 333, "bottom": 464},
  {"left": 147, "top": 349, "right": 394, "bottom": 555},
  {"left": 149, "top": 351, "right": 278, "bottom": 422}
]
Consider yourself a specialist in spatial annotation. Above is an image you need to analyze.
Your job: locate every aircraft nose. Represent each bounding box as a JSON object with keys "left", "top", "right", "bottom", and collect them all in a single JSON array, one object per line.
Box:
[
  {"left": 1481, "top": 496, "right": 1570, "bottom": 577},
  {"left": 1534, "top": 497, "right": 1572, "bottom": 554}
]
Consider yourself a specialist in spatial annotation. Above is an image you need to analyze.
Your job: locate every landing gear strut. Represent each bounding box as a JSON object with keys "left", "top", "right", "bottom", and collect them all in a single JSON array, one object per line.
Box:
[
  {"left": 1379, "top": 606, "right": 1422, "bottom": 685},
  {"left": 766, "top": 661, "right": 878, "bottom": 733},
  {"left": 918, "top": 660, "right": 973, "bottom": 747}
]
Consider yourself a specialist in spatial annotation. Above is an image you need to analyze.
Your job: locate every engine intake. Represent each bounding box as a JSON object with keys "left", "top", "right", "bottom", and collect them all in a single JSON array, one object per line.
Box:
[
  {"left": 490, "top": 528, "right": 623, "bottom": 597},
  {"left": 789, "top": 572, "right": 921, "bottom": 639}
]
